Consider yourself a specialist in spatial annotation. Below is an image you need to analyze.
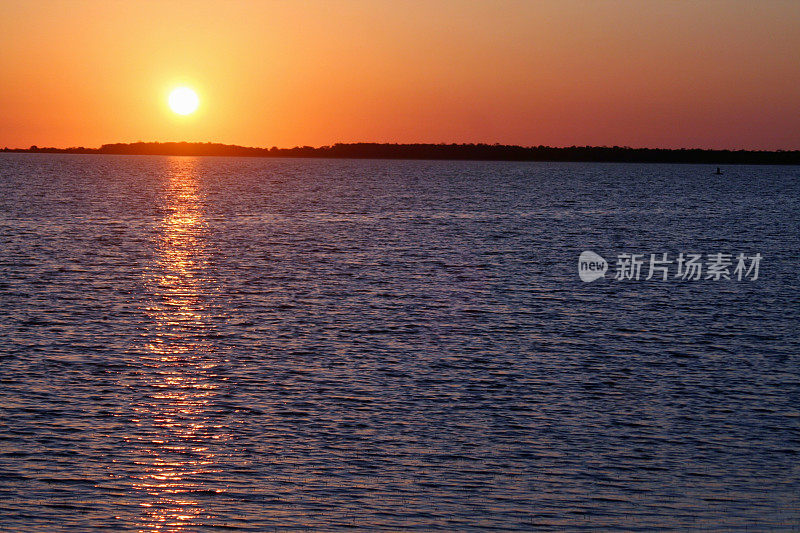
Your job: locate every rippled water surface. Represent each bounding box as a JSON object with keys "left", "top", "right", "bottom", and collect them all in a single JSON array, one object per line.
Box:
[{"left": 0, "top": 154, "right": 798, "bottom": 531}]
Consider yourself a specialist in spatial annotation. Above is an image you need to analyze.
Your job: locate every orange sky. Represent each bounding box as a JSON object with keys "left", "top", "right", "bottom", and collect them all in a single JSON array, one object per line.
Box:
[{"left": 1, "top": 0, "right": 798, "bottom": 150}]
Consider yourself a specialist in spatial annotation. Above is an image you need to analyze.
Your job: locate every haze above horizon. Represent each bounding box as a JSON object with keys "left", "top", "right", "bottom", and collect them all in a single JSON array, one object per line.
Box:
[{"left": 1, "top": 0, "right": 798, "bottom": 150}]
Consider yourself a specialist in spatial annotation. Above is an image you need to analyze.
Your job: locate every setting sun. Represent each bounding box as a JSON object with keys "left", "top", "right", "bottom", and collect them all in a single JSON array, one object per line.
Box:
[{"left": 168, "top": 87, "right": 199, "bottom": 115}]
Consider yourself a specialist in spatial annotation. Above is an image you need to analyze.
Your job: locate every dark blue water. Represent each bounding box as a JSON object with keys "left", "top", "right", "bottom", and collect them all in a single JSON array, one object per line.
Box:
[{"left": 1, "top": 154, "right": 798, "bottom": 531}]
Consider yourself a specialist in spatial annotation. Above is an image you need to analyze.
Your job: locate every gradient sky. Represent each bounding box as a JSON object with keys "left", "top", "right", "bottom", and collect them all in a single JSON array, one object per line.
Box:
[{"left": 1, "top": 0, "right": 798, "bottom": 150}]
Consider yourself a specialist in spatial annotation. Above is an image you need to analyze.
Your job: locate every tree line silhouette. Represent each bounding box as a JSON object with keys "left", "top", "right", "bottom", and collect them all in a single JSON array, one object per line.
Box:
[{"left": 3, "top": 142, "right": 799, "bottom": 164}]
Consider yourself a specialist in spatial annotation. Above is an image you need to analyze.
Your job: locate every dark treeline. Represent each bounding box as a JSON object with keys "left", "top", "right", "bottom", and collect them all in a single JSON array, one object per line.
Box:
[{"left": 3, "top": 142, "right": 800, "bottom": 164}]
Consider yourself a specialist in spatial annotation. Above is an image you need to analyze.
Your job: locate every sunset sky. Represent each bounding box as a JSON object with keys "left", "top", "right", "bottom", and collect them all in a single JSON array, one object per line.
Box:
[{"left": 1, "top": 0, "right": 798, "bottom": 150}]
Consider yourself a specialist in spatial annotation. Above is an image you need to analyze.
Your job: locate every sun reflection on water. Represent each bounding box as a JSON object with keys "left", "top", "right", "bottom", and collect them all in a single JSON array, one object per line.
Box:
[{"left": 132, "top": 157, "right": 227, "bottom": 532}]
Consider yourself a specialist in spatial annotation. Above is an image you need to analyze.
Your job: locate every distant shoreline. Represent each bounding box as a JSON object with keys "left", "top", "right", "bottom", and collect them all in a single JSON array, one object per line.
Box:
[{"left": 3, "top": 142, "right": 799, "bottom": 165}]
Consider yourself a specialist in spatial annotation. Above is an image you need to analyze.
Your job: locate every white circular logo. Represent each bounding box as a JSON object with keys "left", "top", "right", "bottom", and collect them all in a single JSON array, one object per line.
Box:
[{"left": 578, "top": 251, "right": 607, "bottom": 282}]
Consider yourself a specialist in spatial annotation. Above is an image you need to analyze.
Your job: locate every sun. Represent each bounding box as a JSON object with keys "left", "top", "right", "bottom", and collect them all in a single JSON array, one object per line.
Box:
[{"left": 168, "top": 87, "right": 199, "bottom": 115}]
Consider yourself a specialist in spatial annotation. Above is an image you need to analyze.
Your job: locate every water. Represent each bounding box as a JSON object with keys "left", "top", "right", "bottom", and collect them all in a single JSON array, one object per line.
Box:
[{"left": 0, "top": 153, "right": 798, "bottom": 531}]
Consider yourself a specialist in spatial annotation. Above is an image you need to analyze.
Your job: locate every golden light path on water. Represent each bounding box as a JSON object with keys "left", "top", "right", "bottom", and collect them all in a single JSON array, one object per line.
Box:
[{"left": 133, "top": 157, "right": 226, "bottom": 532}]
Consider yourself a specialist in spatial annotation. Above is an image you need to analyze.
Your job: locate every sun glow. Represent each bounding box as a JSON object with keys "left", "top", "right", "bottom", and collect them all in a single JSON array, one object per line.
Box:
[{"left": 168, "top": 87, "right": 199, "bottom": 115}]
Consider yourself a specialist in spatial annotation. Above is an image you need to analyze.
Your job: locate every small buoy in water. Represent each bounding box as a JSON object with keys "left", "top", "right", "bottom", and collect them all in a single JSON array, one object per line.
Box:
[{"left": 714, "top": 167, "right": 723, "bottom": 174}]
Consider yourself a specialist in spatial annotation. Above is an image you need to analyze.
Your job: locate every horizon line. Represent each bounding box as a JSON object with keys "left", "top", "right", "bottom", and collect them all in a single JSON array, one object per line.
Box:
[
  {"left": 4, "top": 140, "right": 800, "bottom": 152},
  {"left": 3, "top": 141, "right": 799, "bottom": 165}
]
